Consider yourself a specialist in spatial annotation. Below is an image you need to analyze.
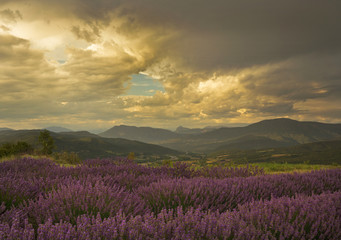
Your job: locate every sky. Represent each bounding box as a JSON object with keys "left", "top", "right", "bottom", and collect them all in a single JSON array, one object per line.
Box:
[{"left": 0, "top": 0, "right": 341, "bottom": 131}]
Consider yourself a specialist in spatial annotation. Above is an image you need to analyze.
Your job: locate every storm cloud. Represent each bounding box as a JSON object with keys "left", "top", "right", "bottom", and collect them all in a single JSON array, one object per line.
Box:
[{"left": 0, "top": 0, "right": 340, "bottom": 129}]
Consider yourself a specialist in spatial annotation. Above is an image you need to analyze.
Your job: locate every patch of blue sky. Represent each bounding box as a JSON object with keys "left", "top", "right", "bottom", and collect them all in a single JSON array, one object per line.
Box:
[{"left": 124, "top": 74, "right": 165, "bottom": 96}]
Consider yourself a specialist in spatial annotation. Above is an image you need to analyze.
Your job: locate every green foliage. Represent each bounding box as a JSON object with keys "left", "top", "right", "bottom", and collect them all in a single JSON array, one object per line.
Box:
[
  {"left": 247, "top": 162, "right": 339, "bottom": 173},
  {"left": 197, "top": 158, "right": 207, "bottom": 167},
  {"left": 162, "top": 159, "right": 172, "bottom": 167},
  {"left": 38, "top": 130, "right": 55, "bottom": 155},
  {"left": 127, "top": 152, "right": 135, "bottom": 160},
  {"left": 53, "top": 151, "right": 81, "bottom": 165},
  {"left": 0, "top": 141, "right": 33, "bottom": 158}
]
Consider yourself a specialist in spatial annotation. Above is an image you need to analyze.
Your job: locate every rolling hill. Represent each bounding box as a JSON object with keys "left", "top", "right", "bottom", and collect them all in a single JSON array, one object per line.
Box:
[
  {"left": 0, "top": 130, "right": 180, "bottom": 159},
  {"left": 100, "top": 125, "right": 178, "bottom": 143}
]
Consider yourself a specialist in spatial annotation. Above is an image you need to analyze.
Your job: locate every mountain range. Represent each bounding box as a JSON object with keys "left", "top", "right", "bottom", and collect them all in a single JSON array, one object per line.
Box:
[
  {"left": 1, "top": 118, "right": 341, "bottom": 158},
  {"left": 100, "top": 118, "right": 341, "bottom": 152}
]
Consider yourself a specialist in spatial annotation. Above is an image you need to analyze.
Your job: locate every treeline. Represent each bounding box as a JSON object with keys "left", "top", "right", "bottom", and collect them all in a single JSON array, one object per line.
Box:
[
  {"left": 0, "top": 141, "right": 33, "bottom": 158},
  {"left": 0, "top": 129, "right": 53, "bottom": 158},
  {"left": 0, "top": 130, "right": 81, "bottom": 164}
]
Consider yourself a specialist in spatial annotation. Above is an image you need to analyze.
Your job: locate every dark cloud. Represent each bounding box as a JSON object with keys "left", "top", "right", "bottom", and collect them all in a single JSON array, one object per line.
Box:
[
  {"left": 71, "top": 24, "right": 101, "bottom": 42},
  {"left": 112, "top": 0, "right": 341, "bottom": 70},
  {"left": 3, "top": 1, "right": 340, "bottom": 70},
  {"left": 239, "top": 53, "right": 341, "bottom": 101}
]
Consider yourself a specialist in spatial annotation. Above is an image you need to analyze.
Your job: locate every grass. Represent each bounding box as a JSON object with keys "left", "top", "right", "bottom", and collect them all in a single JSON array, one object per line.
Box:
[
  {"left": 0, "top": 154, "right": 80, "bottom": 167},
  {"left": 2, "top": 154, "right": 340, "bottom": 174},
  {"left": 0, "top": 154, "right": 45, "bottom": 163},
  {"left": 245, "top": 162, "right": 340, "bottom": 174}
]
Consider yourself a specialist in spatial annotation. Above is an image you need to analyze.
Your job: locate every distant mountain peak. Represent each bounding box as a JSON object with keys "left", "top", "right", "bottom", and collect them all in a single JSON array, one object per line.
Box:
[
  {"left": 258, "top": 118, "right": 298, "bottom": 123},
  {"left": 99, "top": 125, "right": 177, "bottom": 142},
  {"left": 175, "top": 126, "right": 189, "bottom": 132}
]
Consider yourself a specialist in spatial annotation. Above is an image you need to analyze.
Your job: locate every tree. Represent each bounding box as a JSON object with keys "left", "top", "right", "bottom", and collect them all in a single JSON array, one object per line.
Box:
[
  {"left": 0, "top": 141, "right": 33, "bottom": 158},
  {"left": 0, "top": 143, "right": 14, "bottom": 157},
  {"left": 15, "top": 141, "right": 33, "bottom": 154},
  {"left": 38, "top": 130, "right": 55, "bottom": 155}
]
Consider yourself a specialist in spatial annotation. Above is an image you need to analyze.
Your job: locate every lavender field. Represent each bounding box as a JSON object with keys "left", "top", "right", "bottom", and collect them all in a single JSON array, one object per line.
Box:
[{"left": 0, "top": 157, "right": 340, "bottom": 239}]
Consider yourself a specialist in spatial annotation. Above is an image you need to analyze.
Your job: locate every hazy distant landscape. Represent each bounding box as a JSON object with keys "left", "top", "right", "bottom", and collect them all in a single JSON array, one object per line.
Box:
[
  {"left": 100, "top": 118, "right": 341, "bottom": 152},
  {"left": 2, "top": 118, "right": 340, "bottom": 166}
]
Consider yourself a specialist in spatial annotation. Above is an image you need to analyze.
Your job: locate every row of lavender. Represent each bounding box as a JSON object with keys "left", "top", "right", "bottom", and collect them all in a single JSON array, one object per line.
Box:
[
  {"left": 0, "top": 158, "right": 263, "bottom": 208},
  {"left": 2, "top": 192, "right": 340, "bottom": 240},
  {"left": 1, "top": 158, "right": 340, "bottom": 239}
]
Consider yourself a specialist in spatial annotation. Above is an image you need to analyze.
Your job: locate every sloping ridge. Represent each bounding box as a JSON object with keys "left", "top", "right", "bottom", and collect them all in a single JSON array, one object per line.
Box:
[
  {"left": 213, "top": 139, "right": 341, "bottom": 165},
  {"left": 213, "top": 135, "right": 295, "bottom": 152},
  {"left": 246, "top": 118, "right": 341, "bottom": 140}
]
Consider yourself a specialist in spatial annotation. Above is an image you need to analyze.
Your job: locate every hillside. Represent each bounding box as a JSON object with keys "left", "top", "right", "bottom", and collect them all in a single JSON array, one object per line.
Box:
[
  {"left": 212, "top": 135, "right": 295, "bottom": 152},
  {"left": 212, "top": 139, "right": 341, "bottom": 165},
  {"left": 174, "top": 126, "right": 218, "bottom": 135},
  {"left": 100, "top": 118, "right": 341, "bottom": 152},
  {"left": 0, "top": 130, "right": 180, "bottom": 159}
]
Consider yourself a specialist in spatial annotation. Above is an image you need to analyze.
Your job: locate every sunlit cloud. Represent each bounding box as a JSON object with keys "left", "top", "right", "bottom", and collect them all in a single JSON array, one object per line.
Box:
[{"left": 0, "top": 0, "right": 341, "bottom": 130}]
